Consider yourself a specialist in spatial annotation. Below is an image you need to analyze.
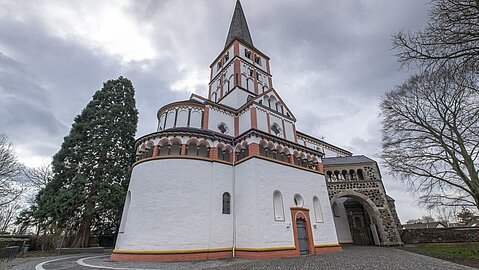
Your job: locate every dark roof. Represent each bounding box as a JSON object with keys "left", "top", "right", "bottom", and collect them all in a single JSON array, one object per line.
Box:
[
  {"left": 225, "top": 0, "right": 253, "bottom": 48},
  {"left": 322, "top": 155, "right": 376, "bottom": 166}
]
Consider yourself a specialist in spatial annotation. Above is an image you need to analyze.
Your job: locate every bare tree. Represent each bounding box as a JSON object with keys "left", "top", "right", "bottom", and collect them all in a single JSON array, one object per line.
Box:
[
  {"left": 0, "top": 134, "right": 24, "bottom": 207},
  {"left": 381, "top": 68, "right": 479, "bottom": 210},
  {"left": 24, "top": 164, "right": 53, "bottom": 190},
  {"left": 393, "top": 0, "right": 479, "bottom": 71},
  {"left": 0, "top": 203, "right": 21, "bottom": 233}
]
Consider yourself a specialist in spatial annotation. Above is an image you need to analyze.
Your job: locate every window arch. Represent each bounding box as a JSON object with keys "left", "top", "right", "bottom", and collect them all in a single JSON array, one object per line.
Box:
[
  {"left": 273, "top": 190, "right": 285, "bottom": 221},
  {"left": 222, "top": 192, "right": 231, "bottom": 214},
  {"left": 313, "top": 196, "right": 323, "bottom": 223},
  {"left": 357, "top": 169, "right": 364, "bottom": 180},
  {"left": 169, "top": 140, "right": 181, "bottom": 155},
  {"left": 326, "top": 171, "right": 333, "bottom": 181},
  {"left": 119, "top": 191, "right": 131, "bottom": 233},
  {"left": 349, "top": 169, "right": 356, "bottom": 180}
]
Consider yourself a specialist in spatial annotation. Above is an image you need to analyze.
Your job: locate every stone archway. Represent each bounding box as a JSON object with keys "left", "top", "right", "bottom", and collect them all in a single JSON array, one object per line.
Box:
[
  {"left": 329, "top": 190, "right": 401, "bottom": 246},
  {"left": 330, "top": 191, "right": 387, "bottom": 246}
]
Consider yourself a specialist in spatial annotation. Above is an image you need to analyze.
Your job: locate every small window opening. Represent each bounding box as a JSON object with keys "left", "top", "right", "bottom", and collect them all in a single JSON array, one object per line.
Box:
[
  {"left": 271, "top": 123, "right": 281, "bottom": 136},
  {"left": 218, "top": 123, "right": 228, "bottom": 134},
  {"left": 222, "top": 192, "right": 231, "bottom": 214},
  {"left": 254, "top": 55, "right": 262, "bottom": 65},
  {"left": 245, "top": 49, "right": 251, "bottom": 59}
]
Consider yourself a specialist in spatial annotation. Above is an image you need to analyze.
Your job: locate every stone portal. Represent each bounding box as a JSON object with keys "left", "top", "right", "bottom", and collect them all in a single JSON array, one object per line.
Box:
[{"left": 323, "top": 155, "right": 402, "bottom": 246}]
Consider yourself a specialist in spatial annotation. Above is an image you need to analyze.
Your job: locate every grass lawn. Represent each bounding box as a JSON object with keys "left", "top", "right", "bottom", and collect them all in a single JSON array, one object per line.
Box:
[{"left": 400, "top": 243, "right": 479, "bottom": 268}]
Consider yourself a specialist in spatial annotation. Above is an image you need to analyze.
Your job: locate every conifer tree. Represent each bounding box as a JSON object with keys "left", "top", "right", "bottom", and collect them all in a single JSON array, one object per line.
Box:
[{"left": 36, "top": 77, "right": 138, "bottom": 248}]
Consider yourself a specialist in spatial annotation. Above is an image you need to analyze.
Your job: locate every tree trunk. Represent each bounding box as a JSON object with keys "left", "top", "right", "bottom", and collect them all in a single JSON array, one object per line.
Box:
[{"left": 71, "top": 209, "right": 93, "bottom": 248}]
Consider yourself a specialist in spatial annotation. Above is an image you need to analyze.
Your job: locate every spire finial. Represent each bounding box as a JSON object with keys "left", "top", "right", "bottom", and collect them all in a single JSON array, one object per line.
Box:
[{"left": 224, "top": 0, "right": 253, "bottom": 48}]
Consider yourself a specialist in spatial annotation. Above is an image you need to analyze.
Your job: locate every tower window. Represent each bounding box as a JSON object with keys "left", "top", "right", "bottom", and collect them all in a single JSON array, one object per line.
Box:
[
  {"left": 254, "top": 55, "right": 262, "bottom": 65},
  {"left": 245, "top": 49, "right": 252, "bottom": 59},
  {"left": 222, "top": 192, "right": 231, "bottom": 214}
]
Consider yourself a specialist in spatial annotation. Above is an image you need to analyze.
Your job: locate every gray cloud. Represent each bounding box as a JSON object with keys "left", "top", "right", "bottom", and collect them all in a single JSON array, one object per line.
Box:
[{"left": 0, "top": 0, "right": 433, "bottom": 221}]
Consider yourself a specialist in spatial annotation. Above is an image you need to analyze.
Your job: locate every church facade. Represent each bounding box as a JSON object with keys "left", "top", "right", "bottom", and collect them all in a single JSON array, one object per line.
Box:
[{"left": 112, "top": 1, "right": 402, "bottom": 261}]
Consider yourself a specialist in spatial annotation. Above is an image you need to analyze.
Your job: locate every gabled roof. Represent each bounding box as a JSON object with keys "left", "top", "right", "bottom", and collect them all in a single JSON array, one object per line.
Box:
[
  {"left": 225, "top": 0, "right": 253, "bottom": 48},
  {"left": 322, "top": 155, "right": 376, "bottom": 166},
  {"left": 253, "top": 88, "right": 296, "bottom": 121}
]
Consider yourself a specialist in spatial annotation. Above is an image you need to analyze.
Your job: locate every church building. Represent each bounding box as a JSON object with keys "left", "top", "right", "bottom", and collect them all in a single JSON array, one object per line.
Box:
[{"left": 112, "top": 1, "right": 402, "bottom": 261}]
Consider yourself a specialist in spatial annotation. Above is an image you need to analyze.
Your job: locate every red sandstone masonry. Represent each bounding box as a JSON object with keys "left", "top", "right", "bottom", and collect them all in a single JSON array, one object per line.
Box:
[
  {"left": 248, "top": 143, "right": 260, "bottom": 156},
  {"left": 250, "top": 107, "right": 258, "bottom": 129},
  {"left": 209, "top": 147, "right": 218, "bottom": 159},
  {"left": 202, "top": 107, "right": 209, "bottom": 129},
  {"left": 234, "top": 116, "right": 239, "bottom": 136}
]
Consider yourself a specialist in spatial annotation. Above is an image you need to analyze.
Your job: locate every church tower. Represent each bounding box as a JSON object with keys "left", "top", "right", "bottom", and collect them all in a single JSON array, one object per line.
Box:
[{"left": 209, "top": 0, "right": 273, "bottom": 109}]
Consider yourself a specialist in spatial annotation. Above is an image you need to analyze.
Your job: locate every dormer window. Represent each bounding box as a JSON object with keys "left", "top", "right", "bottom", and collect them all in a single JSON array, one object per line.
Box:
[
  {"left": 254, "top": 55, "right": 261, "bottom": 65},
  {"left": 218, "top": 122, "right": 229, "bottom": 134},
  {"left": 271, "top": 123, "right": 281, "bottom": 136},
  {"left": 245, "top": 49, "right": 252, "bottom": 59}
]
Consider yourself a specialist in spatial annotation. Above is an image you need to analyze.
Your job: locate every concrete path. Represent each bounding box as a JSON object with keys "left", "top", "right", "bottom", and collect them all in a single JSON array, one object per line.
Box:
[{"left": 1, "top": 246, "right": 476, "bottom": 270}]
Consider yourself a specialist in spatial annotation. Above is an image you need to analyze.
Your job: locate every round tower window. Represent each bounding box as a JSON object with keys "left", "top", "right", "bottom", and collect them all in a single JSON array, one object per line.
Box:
[{"left": 294, "top": 194, "right": 304, "bottom": 207}]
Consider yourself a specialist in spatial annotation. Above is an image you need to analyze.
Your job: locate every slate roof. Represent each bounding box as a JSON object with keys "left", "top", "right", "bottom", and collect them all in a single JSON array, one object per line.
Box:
[
  {"left": 225, "top": 0, "right": 253, "bottom": 48},
  {"left": 322, "top": 155, "right": 376, "bottom": 166}
]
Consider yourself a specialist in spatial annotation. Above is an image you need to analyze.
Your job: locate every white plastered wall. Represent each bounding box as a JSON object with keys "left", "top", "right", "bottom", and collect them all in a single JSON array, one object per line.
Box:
[
  {"left": 238, "top": 109, "right": 251, "bottom": 135},
  {"left": 115, "top": 159, "right": 233, "bottom": 251},
  {"left": 219, "top": 88, "right": 251, "bottom": 109},
  {"left": 208, "top": 107, "right": 234, "bottom": 136},
  {"left": 234, "top": 158, "right": 339, "bottom": 248},
  {"left": 333, "top": 198, "right": 353, "bottom": 243}
]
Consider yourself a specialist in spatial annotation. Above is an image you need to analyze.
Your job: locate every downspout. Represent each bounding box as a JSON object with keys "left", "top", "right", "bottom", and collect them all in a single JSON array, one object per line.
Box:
[{"left": 232, "top": 138, "right": 237, "bottom": 258}]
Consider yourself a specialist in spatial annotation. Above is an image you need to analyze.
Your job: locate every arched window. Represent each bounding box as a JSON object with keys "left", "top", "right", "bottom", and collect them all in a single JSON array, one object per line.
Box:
[
  {"left": 327, "top": 171, "right": 333, "bottom": 181},
  {"left": 119, "top": 191, "right": 131, "bottom": 233},
  {"left": 236, "top": 144, "right": 249, "bottom": 160},
  {"left": 198, "top": 143, "right": 209, "bottom": 157},
  {"left": 222, "top": 192, "right": 231, "bottom": 214},
  {"left": 313, "top": 196, "right": 323, "bottom": 223},
  {"left": 170, "top": 141, "right": 181, "bottom": 155},
  {"left": 187, "top": 141, "right": 198, "bottom": 156},
  {"left": 342, "top": 170, "right": 349, "bottom": 181},
  {"left": 273, "top": 190, "right": 285, "bottom": 221},
  {"left": 159, "top": 145, "right": 169, "bottom": 156},
  {"left": 334, "top": 170, "right": 341, "bottom": 181},
  {"left": 218, "top": 147, "right": 231, "bottom": 162},
  {"left": 260, "top": 146, "right": 267, "bottom": 157},
  {"left": 357, "top": 169, "right": 364, "bottom": 180},
  {"left": 349, "top": 169, "right": 356, "bottom": 180}
]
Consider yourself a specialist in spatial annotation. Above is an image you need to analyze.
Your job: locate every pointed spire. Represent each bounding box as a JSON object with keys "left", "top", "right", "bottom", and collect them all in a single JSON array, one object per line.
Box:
[{"left": 225, "top": 0, "right": 253, "bottom": 48}]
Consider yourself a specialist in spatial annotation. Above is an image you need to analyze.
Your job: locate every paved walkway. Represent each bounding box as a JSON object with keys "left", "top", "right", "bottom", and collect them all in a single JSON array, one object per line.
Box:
[{"left": 1, "top": 246, "right": 476, "bottom": 270}]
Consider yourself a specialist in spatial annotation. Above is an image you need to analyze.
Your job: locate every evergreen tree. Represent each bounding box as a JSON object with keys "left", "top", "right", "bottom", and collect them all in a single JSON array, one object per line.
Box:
[{"left": 36, "top": 77, "right": 138, "bottom": 247}]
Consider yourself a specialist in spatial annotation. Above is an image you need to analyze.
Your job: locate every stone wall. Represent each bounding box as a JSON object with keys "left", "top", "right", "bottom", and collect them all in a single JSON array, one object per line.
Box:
[{"left": 400, "top": 227, "right": 479, "bottom": 244}]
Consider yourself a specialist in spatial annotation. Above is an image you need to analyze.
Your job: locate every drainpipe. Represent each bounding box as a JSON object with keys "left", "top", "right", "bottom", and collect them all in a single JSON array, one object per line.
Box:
[{"left": 232, "top": 139, "right": 237, "bottom": 258}]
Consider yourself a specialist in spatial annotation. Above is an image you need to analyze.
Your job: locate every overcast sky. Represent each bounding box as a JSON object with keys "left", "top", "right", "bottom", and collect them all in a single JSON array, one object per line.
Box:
[{"left": 0, "top": 0, "right": 433, "bottom": 221}]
